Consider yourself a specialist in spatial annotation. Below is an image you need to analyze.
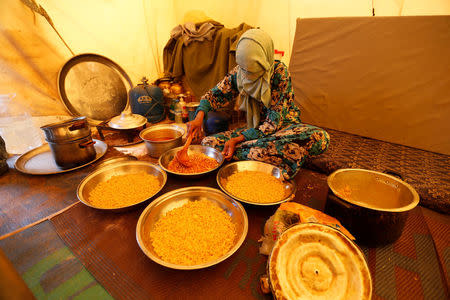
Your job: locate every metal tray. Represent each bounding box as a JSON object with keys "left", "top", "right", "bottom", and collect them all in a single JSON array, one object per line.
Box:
[
  {"left": 158, "top": 145, "right": 224, "bottom": 178},
  {"left": 57, "top": 53, "right": 132, "bottom": 123},
  {"left": 216, "top": 161, "right": 296, "bottom": 206},
  {"left": 14, "top": 139, "right": 108, "bottom": 175},
  {"left": 77, "top": 160, "right": 167, "bottom": 211},
  {"left": 136, "top": 187, "right": 248, "bottom": 270}
]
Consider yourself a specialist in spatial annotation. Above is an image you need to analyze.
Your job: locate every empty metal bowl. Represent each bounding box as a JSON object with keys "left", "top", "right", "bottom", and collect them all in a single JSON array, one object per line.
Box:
[
  {"left": 158, "top": 145, "right": 224, "bottom": 177},
  {"left": 140, "top": 124, "right": 185, "bottom": 158},
  {"left": 77, "top": 159, "right": 167, "bottom": 211},
  {"left": 217, "top": 161, "right": 296, "bottom": 206},
  {"left": 136, "top": 186, "right": 248, "bottom": 270}
]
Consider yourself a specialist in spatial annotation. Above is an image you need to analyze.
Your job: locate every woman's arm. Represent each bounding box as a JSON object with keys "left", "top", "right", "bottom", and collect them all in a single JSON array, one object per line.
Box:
[
  {"left": 222, "top": 134, "right": 245, "bottom": 160},
  {"left": 194, "top": 66, "right": 240, "bottom": 118},
  {"left": 188, "top": 66, "right": 240, "bottom": 141}
]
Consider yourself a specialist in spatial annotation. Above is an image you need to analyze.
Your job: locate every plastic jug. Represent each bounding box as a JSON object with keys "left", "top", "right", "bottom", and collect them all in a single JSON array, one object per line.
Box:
[{"left": 0, "top": 94, "right": 43, "bottom": 154}]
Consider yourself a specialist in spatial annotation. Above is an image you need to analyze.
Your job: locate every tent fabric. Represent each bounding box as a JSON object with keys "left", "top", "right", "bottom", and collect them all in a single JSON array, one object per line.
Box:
[
  {"left": 289, "top": 16, "right": 450, "bottom": 155},
  {"left": 163, "top": 21, "right": 253, "bottom": 99},
  {"left": 2, "top": 0, "right": 448, "bottom": 118},
  {"left": 0, "top": 0, "right": 70, "bottom": 116}
]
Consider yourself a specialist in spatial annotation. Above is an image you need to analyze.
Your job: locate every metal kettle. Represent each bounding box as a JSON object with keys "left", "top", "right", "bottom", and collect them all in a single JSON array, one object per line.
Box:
[{"left": 129, "top": 77, "right": 165, "bottom": 123}]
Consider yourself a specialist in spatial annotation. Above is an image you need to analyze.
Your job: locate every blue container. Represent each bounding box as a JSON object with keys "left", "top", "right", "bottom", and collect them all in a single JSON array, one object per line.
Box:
[{"left": 129, "top": 77, "right": 165, "bottom": 123}]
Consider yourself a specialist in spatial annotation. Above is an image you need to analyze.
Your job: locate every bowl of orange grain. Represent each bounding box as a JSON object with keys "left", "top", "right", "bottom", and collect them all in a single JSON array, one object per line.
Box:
[
  {"left": 77, "top": 157, "right": 167, "bottom": 211},
  {"left": 158, "top": 145, "right": 224, "bottom": 178}
]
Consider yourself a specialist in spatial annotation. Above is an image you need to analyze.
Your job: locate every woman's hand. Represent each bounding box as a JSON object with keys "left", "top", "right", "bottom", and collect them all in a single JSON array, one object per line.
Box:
[
  {"left": 186, "top": 111, "right": 205, "bottom": 143},
  {"left": 222, "top": 135, "right": 245, "bottom": 160}
]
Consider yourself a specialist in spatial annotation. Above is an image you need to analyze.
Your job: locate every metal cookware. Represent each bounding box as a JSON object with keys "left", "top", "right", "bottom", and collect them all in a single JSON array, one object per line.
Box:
[
  {"left": 325, "top": 168, "right": 419, "bottom": 246},
  {"left": 136, "top": 186, "right": 248, "bottom": 270},
  {"left": 216, "top": 161, "right": 296, "bottom": 206},
  {"left": 159, "top": 145, "right": 224, "bottom": 178},
  {"left": 186, "top": 101, "right": 200, "bottom": 121},
  {"left": 40, "top": 116, "right": 91, "bottom": 143},
  {"left": 77, "top": 160, "right": 167, "bottom": 211},
  {"left": 47, "top": 135, "right": 96, "bottom": 169},
  {"left": 57, "top": 53, "right": 131, "bottom": 123},
  {"left": 139, "top": 124, "right": 185, "bottom": 158},
  {"left": 266, "top": 223, "right": 372, "bottom": 299},
  {"left": 14, "top": 140, "right": 107, "bottom": 175}
]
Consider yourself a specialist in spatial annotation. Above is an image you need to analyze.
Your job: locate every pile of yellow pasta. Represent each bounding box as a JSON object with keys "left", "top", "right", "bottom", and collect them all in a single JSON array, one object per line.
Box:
[
  {"left": 225, "top": 171, "right": 285, "bottom": 203},
  {"left": 88, "top": 172, "right": 160, "bottom": 208},
  {"left": 149, "top": 200, "right": 236, "bottom": 265}
]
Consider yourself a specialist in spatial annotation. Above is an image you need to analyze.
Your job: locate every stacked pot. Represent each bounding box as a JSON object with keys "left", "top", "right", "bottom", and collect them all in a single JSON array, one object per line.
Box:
[{"left": 40, "top": 117, "right": 96, "bottom": 169}]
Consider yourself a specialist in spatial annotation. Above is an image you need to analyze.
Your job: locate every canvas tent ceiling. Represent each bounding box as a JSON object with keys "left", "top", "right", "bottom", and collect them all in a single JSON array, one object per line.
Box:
[{"left": 1, "top": 0, "right": 448, "bottom": 116}]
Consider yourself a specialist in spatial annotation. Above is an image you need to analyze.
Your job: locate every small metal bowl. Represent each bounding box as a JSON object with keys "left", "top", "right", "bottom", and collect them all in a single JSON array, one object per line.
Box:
[
  {"left": 77, "top": 160, "right": 167, "bottom": 211},
  {"left": 136, "top": 187, "right": 248, "bottom": 270},
  {"left": 140, "top": 124, "right": 185, "bottom": 158},
  {"left": 217, "top": 161, "right": 296, "bottom": 206},
  {"left": 158, "top": 145, "right": 224, "bottom": 177}
]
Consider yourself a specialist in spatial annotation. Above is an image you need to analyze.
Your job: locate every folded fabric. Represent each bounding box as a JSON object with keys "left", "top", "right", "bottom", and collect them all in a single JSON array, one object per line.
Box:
[
  {"left": 163, "top": 20, "right": 253, "bottom": 98},
  {"left": 170, "top": 22, "right": 217, "bottom": 46}
]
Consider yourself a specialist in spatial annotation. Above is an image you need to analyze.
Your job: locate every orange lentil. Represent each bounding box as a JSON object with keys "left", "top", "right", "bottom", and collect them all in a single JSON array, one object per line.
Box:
[{"left": 168, "top": 152, "right": 219, "bottom": 174}]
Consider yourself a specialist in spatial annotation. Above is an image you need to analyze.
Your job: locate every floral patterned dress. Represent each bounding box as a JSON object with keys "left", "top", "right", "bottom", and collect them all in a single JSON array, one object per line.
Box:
[{"left": 196, "top": 61, "right": 330, "bottom": 179}]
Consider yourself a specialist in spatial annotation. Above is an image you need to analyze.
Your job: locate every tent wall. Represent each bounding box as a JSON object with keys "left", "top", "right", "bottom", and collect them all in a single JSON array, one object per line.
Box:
[{"left": 0, "top": 0, "right": 449, "bottom": 118}]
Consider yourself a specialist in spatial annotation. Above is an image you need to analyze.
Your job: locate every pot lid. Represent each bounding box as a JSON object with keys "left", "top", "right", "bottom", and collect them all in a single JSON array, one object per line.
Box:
[
  {"left": 108, "top": 107, "right": 147, "bottom": 130},
  {"left": 57, "top": 53, "right": 132, "bottom": 123},
  {"left": 268, "top": 223, "right": 372, "bottom": 300}
]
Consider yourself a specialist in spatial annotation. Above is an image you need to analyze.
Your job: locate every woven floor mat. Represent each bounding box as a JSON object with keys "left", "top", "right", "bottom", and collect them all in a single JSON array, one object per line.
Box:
[
  {"left": 48, "top": 169, "right": 327, "bottom": 300},
  {"left": 359, "top": 207, "right": 449, "bottom": 300},
  {"left": 0, "top": 221, "right": 111, "bottom": 299},
  {"left": 47, "top": 169, "right": 449, "bottom": 300},
  {"left": 51, "top": 202, "right": 275, "bottom": 299},
  {"left": 0, "top": 148, "right": 127, "bottom": 238},
  {"left": 304, "top": 128, "right": 450, "bottom": 214}
]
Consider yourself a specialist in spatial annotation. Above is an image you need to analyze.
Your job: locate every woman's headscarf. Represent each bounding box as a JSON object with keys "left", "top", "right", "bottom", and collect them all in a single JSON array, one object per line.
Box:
[{"left": 236, "top": 29, "right": 274, "bottom": 128}]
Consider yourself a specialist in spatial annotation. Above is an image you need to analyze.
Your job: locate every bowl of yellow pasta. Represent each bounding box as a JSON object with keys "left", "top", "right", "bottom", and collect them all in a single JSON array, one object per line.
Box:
[
  {"left": 136, "top": 186, "right": 248, "bottom": 270},
  {"left": 217, "top": 161, "right": 296, "bottom": 206},
  {"left": 77, "top": 157, "right": 167, "bottom": 211}
]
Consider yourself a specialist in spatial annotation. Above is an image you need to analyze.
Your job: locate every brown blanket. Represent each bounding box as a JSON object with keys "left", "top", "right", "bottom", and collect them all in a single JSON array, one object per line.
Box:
[{"left": 163, "top": 21, "right": 253, "bottom": 98}]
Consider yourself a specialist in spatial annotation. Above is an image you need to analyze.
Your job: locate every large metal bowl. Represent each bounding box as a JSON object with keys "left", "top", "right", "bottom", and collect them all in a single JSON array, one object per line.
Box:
[
  {"left": 217, "top": 161, "right": 296, "bottom": 206},
  {"left": 325, "top": 168, "right": 420, "bottom": 246},
  {"left": 77, "top": 159, "right": 167, "bottom": 211},
  {"left": 136, "top": 187, "right": 248, "bottom": 270},
  {"left": 158, "top": 145, "right": 224, "bottom": 177},
  {"left": 140, "top": 124, "right": 185, "bottom": 158}
]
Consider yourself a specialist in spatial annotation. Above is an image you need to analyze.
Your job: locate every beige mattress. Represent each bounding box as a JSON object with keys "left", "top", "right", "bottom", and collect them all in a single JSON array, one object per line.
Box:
[{"left": 289, "top": 16, "right": 450, "bottom": 155}]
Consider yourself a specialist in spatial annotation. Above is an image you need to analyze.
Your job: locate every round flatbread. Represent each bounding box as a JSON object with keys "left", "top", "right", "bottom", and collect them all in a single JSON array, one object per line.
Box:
[{"left": 268, "top": 223, "right": 372, "bottom": 300}]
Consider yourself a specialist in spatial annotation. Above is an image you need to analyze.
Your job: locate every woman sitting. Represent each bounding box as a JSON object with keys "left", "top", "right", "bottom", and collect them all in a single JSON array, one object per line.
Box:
[{"left": 187, "top": 28, "right": 329, "bottom": 179}]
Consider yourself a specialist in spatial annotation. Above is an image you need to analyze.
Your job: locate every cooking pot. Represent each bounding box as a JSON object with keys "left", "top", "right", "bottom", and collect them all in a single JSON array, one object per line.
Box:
[
  {"left": 325, "top": 168, "right": 419, "bottom": 246},
  {"left": 40, "top": 117, "right": 91, "bottom": 143},
  {"left": 139, "top": 124, "right": 184, "bottom": 158},
  {"left": 47, "top": 135, "right": 96, "bottom": 169}
]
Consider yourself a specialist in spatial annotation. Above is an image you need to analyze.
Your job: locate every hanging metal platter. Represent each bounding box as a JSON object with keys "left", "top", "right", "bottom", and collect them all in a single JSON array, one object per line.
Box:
[
  {"left": 57, "top": 53, "right": 132, "bottom": 123},
  {"left": 14, "top": 139, "right": 108, "bottom": 175}
]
